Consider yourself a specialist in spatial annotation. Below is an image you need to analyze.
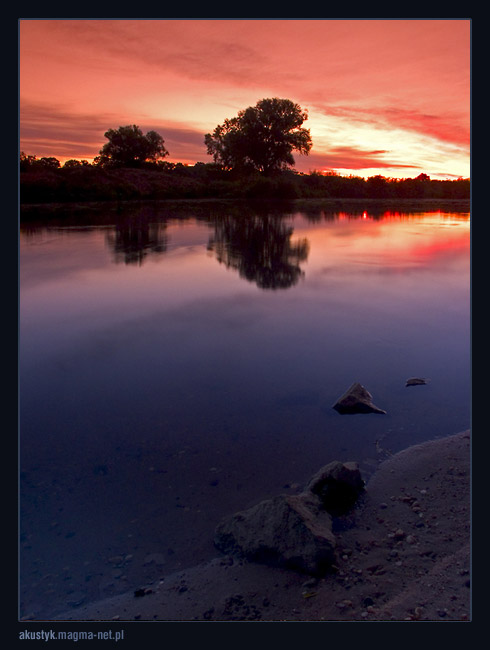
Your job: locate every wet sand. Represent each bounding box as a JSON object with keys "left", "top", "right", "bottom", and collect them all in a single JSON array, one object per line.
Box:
[{"left": 51, "top": 429, "right": 470, "bottom": 622}]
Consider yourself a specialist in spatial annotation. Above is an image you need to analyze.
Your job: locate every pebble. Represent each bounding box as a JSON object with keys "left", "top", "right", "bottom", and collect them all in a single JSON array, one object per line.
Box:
[
  {"left": 302, "top": 578, "right": 318, "bottom": 589},
  {"left": 143, "top": 553, "right": 166, "bottom": 566},
  {"left": 66, "top": 593, "right": 85, "bottom": 607}
]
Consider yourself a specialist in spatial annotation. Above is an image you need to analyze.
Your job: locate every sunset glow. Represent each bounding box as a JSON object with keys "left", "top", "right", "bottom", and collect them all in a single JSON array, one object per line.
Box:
[{"left": 19, "top": 19, "right": 470, "bottom": 180}]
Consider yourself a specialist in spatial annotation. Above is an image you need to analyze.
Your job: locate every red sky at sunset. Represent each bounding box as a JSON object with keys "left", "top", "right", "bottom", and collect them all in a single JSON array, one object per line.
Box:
[{"left": 19, "top": 19, "right": 470, "bottom": 180}]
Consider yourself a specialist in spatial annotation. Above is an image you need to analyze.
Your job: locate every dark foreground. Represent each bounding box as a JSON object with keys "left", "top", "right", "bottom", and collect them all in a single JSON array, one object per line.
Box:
[{"left": 50, "top": 430, "right": 470, "bottom": 622}]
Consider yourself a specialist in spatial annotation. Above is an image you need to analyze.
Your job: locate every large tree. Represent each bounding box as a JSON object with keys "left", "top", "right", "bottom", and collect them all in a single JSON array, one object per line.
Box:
[
  {"left": 204, "top": 98, "right": 312, "bottom": 174},
  {"left": 97, "top": 125, "right": 169, "bottom": 167}
]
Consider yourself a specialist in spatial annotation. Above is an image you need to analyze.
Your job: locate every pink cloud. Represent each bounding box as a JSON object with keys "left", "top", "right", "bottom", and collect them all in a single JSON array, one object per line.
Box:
[
  {"left": 303, "top": 146, "right": 419, "bottom": 172},
  {"left": 19, "top": 101, "right": 208, "bottom": 162},
  {"left": 317, "top": 104, "right": 469, "bottom": 149}
]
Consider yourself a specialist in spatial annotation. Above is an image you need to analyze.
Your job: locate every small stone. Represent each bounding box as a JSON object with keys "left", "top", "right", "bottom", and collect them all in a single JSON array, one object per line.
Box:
[
  {"left": 143, "top": 553, "right": 166, "bottom": 566},
  {"left": 379, "top": 503, "right": 388, "bottom": 509},
  {"left": 302, "top": 578, "right": 318, "bottom": 589},
  {"left": 66, "top": 593, "right": 85, "bottom": 607},
  {"left": 405, "top": 377, "right": 429, "bottom": 387}
]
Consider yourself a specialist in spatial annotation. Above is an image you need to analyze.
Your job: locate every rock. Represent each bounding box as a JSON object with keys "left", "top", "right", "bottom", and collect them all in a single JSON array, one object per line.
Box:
[
  {"left": 305, "top": 461, "right": 365, "bottom": 516},
  {"left": 214, "top": 491, "right": 336, "bottom": 576},
  {"left": 405, "top": 377, "right": 429, "bottom": 386},
  {"left": 143, "top": 553, "right": 166, "bottom": 566},
  {"left": 332, "top": 382, "right": 386, "bottom": 414}
]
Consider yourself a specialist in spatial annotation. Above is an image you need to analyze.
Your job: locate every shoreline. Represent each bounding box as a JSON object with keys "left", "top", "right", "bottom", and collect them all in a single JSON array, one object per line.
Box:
[{"left": 50, "top": 430, "right": 470, "bottom": 622}]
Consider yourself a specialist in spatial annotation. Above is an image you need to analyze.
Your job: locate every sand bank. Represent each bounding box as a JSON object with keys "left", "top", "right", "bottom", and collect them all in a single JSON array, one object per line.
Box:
[{"left": 53, "top": 430, "right": 470, "bottom": 622}]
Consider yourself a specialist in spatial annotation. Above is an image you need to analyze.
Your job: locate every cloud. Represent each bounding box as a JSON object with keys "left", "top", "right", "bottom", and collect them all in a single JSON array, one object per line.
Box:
[
  {"left": 317, "top": 103, "right": 469, "bottom": 149},
  {"left": 19, "top": 100, "right": 208, "bottom": 161},
  {"left": 303, "top": 146, "right": 419, "bottom": 172}
]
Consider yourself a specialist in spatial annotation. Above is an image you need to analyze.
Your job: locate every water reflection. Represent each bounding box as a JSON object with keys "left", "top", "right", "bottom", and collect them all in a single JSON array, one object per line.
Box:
[
  {"left": 207, "top": 213, "right": 310, "bottom": 289},
  {"left": 105, "top": 219, "right": 168, "bottom": 265},
  {"left": 19, "top": 201, "right": 470, "bottom": 620}
]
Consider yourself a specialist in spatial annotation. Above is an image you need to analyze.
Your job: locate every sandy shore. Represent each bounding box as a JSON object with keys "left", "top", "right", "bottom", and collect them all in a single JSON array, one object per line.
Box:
[{"left": 53, "top": 430, "right": 470, "bottom": 623}]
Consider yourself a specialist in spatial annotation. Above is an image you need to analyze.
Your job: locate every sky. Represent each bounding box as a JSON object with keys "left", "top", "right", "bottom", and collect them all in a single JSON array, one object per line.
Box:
[{"left": 19, "top": 19, "right": 471, "bottom": 180}]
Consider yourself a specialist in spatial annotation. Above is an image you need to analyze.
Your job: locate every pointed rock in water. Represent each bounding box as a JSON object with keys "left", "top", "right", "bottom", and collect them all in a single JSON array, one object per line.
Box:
[
  {"left": 406, "top": 377, "right": 429, "bottom": 387},
  {"left": 332, "top": 382, "right": 386, "bottom": 414}
]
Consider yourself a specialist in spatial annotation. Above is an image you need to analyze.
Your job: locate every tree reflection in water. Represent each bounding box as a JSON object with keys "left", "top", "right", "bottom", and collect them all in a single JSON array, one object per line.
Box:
[
  {"left": 102, "top": 203, "right": 309, "bottom": 287},
  {"left": 106, "top": 219, "right": 168, "bottom": 265},
  {"left": 207, "top": 213, "right": 310, "bottom": 289}
]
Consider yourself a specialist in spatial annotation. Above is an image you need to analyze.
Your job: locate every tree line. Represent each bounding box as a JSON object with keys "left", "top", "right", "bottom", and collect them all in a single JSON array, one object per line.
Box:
[{"left": 20, "top": 97, "right": 470, "bottom": 203}]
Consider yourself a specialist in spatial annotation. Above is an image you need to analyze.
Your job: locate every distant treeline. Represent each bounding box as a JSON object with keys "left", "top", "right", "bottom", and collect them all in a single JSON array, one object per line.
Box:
[{"left": 19, "top": 157, "right": 470, "bottom": 205}]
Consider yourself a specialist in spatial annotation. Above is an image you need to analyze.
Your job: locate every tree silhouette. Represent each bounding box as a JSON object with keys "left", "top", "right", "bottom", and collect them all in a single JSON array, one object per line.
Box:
[
  {"left": 204, "top": 98, "right": 312, "bottom": 175},
  {"left": 97, "top": 125, "right": 169, "bottom": 168}
]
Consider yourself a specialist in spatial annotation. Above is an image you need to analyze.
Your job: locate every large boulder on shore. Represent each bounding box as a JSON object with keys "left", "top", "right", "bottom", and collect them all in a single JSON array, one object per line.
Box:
[
  {"left": 214, "top": 491, "right": 336, "bottom": 575},
  {"left": 306, "top": 460, "right": 365, "bottom": 517},
  {"left": 214, "top": 461, "right": 365, "bottom": 576},
  {"left": 332, "top": 382, "right": 386, "bottom": 414}
]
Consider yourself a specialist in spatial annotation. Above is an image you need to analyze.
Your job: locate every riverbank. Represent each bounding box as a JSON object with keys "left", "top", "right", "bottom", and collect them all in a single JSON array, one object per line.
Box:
[
  {"left": 19, "top": 163, "right": 470, "bottom": 206},
  {"left": 52, "top": 430, "right": 470, "bottom": 622}
]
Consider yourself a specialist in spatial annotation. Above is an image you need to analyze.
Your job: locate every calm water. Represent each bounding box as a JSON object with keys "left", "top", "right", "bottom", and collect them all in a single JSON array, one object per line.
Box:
[{"left": 19, "top": 201, "right": 470, "bottom": 618}]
